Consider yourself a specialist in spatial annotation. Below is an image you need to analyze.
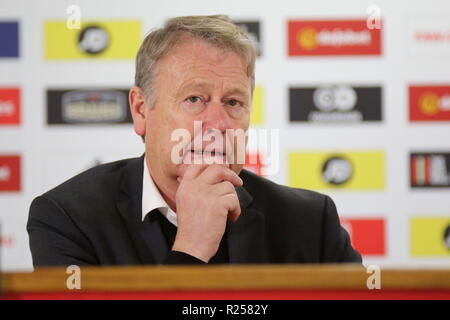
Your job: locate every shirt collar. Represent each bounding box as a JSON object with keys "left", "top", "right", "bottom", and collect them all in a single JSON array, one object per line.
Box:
[{"left": 142, "top": 157, "right": 177, "bottom": 226}]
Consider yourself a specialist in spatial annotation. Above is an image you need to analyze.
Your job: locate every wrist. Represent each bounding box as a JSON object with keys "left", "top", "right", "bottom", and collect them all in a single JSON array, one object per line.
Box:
[{"left": 172, "top": 238, "right": 211, "bottom": 263}]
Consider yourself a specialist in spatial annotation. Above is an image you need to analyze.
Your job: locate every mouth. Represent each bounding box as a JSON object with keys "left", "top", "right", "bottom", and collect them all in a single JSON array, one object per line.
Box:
[
  {"left": 181, "top": 149, "right": 229, "bottom": 165},
  {"left": 189, "top": 150, "right": 225, "bottom": 156}
]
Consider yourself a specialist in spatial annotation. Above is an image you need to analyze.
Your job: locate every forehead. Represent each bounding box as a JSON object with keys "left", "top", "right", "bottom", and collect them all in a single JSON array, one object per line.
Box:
[{"left": 156, "top": 37, "right": 249, "bottom": 86}]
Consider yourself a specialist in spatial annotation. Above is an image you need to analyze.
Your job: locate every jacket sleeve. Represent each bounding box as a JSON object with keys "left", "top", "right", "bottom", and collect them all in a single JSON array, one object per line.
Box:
[
  {"left": 164, "top": 251, "right": 206, "bottom": 265},
  {"left": 27, "top": 195, "right": 99, "bottom": 267},
  {"left": 320, "top": 195, "right": 363, "bottom": 263}
]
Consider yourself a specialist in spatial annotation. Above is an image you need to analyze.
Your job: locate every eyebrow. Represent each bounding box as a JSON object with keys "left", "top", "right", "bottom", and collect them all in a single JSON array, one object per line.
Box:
[
  {"left": 177, "top": 80, "right": 250, "bottom": 101},
  {"left": 223, "top": 87, "right": 249, "bottom": 98},
  {"left": 177, "top": 80, "right": 212, "bottom": 97}
]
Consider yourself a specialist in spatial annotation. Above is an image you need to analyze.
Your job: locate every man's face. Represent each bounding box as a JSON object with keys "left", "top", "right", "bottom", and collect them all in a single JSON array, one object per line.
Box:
[{"left": 135, "top": 37, "right": 252, "bottom": 203}]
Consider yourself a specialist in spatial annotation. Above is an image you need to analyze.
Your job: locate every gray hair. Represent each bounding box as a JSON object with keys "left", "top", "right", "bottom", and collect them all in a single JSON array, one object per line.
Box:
[{"left": 134, "top": 15, "right": 257, "bottom": 107}]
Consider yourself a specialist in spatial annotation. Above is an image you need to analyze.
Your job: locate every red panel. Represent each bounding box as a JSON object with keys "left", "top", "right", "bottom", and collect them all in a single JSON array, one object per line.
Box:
[
  {"left": 0, "top": 155, "right": 21, "bottom": 192},
  {"left": 288, "top": 20, "right": 382, "bottom": 56},
  {"left": 341, "top": 218, "right": 385, "bottom": 256},
  {"left": 0, "top": 88, "right": 20, "bottom": 125},
  {"left": 409, "top": 85, "right": 450, "bottom": 121}
]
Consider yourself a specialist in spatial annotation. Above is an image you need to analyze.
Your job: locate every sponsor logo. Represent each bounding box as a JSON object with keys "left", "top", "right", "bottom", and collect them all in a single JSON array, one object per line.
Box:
[
  {"left": 47, "top": 89, "right": 132, "bottom": 124},
  {"left": 288, "top": 151, "right": 385, "bottom": 190},
  {"left": 234, "top": 21, "right": 262, "bottom": 56},
  {"left": 411, "top": 217, "right": 450, "bottom": 256},
  {"left": 44, "top": 20, "right": 141, "bottom": 59},
  {"left": 61, "top": 90, "right": 126, "bottom": 123},
  {"left": 78, "top": 25, "right": 110, "bottom": 54},
  {"left": 341, "top": 218, "right": 385, "bottom": 256},
  {"left": 407, "top": 18, "right": 450, "bottom": 57},
  {"left": 0, "top": 88, "right": 20, "bottom": 125},
  {"left": 288, "top": 19, "right": 381, "bottom": 56},
  {"left": 0, "top": 155, "right": 20, "bottom": 192},
  {"left": 410, "top": 152, "right": 450, "bottom": 188},
  {"left": 290, "top": 85, "right": 382, "bottom": 122},
  {"left": 250, "top": 85, "right": 264, "bottom": 125},
  {"left": 409, "top": 85, "right": 450, "bottom": 121},
  {"left": 322, "top": 155, "right": 353, "bottom": 185},
  {"left": 0, "top": 22, "right": 19, "bottom": 57}
]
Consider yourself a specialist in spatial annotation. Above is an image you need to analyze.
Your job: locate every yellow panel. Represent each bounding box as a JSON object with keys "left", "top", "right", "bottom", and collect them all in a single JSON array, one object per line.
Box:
[
  {"left": 411, "top": 217, "right": 450, "bottom": 256},
  {"left": 250, "top": 85, "right": 263, "bottom": 125},
  {"left": 44, "top": 20, "right": 141, "bottom": 59},
  {"left": 288, "top": 151, "right": 385, "bottom": 190}
]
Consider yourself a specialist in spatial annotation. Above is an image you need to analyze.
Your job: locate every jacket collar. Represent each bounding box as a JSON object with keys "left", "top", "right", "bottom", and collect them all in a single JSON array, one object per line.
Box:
[{"left": 116, "top": 154, "right": 166, "bottom": 264}]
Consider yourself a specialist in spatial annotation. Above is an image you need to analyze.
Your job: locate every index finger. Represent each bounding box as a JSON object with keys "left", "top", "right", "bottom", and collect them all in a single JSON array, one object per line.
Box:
[
  {"left": 199, "top": 164, "right": 243, "bottom": 187},
  {"left": 182, "top": 163, "right": 210, "bottom": 181}
]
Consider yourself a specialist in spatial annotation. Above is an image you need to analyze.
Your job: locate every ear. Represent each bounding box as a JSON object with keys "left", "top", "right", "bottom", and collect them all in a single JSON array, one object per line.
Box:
[{"left": 129, "top": 86, "right": 148, "bottom": 137}]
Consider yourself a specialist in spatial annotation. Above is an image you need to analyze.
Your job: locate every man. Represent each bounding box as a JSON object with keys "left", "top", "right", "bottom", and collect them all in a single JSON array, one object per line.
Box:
[{"left": 27, "top": 15, "right": 362, "bottom": 266}]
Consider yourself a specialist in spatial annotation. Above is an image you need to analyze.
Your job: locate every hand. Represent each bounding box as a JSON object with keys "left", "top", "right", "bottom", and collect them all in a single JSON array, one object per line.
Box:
[{"left": 172, "top": 164, "right": 243, "bottom": 262}]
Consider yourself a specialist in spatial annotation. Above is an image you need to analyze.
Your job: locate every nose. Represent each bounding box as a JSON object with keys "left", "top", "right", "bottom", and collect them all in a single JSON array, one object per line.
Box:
[{"left": 200, "top": 98, "right": 230, "bottom": 134}]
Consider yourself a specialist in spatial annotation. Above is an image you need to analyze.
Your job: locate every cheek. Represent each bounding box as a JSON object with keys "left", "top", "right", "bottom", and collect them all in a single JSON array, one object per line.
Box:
[
  {"left": 148, "top": 115, "right": 192, "bottom": 160},
  {"left": 231, "top": 110, "right": 251, "bottom": 130},
  {"left": 241, "top": 117, "right": 251, "bottom": 131},
  {"left": 146, "top": 114, "right": 172, "bottom": 157}
]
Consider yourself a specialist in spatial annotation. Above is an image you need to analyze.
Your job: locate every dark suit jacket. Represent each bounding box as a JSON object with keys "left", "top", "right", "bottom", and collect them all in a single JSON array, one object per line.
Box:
[{"left": 27, "top": 155, "right": 362, "bottom": 267}]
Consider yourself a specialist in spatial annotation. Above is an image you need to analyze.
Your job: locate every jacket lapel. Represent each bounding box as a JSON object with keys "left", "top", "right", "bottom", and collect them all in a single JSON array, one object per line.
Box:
[
  {"left": 226, "top": 184, "right": 267, "bottom": 263},
  {"left": 116, "top": 154, "right": 169, "bottom": 264}
]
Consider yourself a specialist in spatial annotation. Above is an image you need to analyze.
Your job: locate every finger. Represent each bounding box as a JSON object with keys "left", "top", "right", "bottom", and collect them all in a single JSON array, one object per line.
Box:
[
  {"left": 182, "top": 163, "right": 210, "bottom": 180},
  {"left": 211, "top": 181, "right": 237, "bottom": 196},
  {"left": 220, "top": 193, "right": 241, "bottom": 222},
  {"left": 200, "top": 164, "right": 243, "bottom": 186}
]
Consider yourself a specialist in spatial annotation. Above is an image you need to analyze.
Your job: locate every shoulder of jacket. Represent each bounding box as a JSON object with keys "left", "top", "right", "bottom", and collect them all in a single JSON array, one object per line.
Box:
[{"left": 40, "top": 156, "right": 140, "bottom": 205}]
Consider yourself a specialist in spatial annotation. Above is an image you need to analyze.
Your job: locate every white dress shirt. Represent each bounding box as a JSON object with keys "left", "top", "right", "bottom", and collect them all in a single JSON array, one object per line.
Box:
[{"left": 142, "top": 157, "right": 178, "bottom": 227}]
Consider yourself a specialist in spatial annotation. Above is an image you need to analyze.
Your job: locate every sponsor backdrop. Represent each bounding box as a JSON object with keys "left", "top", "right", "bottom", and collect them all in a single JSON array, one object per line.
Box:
[{"left": 0, "top": 0, "right": 449, "bottom": 270}]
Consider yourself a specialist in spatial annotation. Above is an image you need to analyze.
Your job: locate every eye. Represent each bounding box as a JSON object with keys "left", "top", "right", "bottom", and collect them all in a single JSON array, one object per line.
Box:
[
  {"left": 188, "top": 96, "right": 201, "bottom": 103},
  {"left": 182, "top": 95, "right": 206, "bottom": 114},
  {"left": 227, "top": 99, "right": 241, "bottom": 107}
]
